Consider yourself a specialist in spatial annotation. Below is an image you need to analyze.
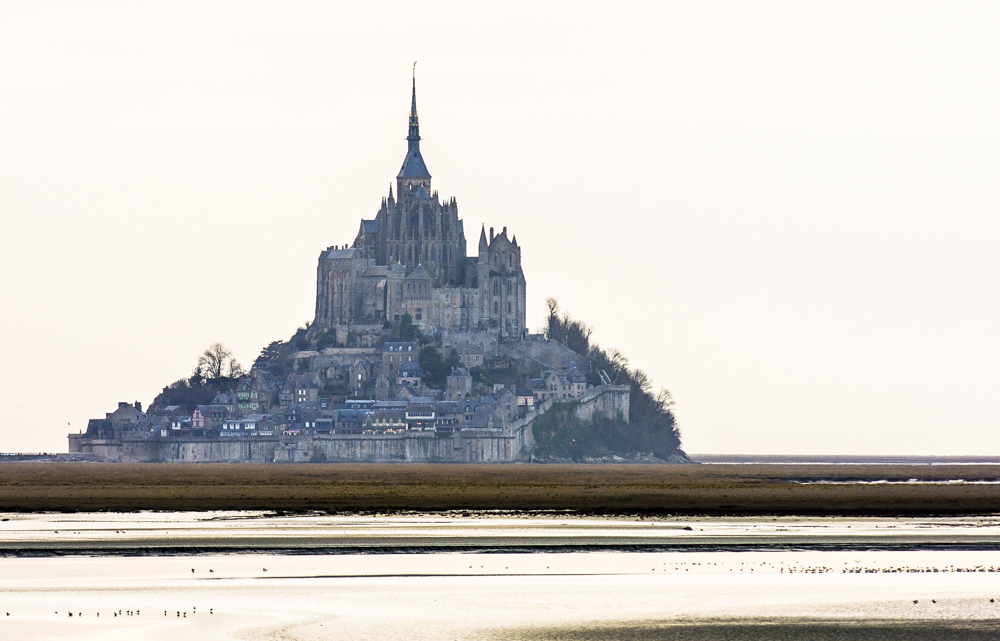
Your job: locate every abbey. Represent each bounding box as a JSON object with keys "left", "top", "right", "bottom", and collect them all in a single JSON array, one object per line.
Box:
[{"left": 313, "top": 76, "right": 527, "bottom": 340}]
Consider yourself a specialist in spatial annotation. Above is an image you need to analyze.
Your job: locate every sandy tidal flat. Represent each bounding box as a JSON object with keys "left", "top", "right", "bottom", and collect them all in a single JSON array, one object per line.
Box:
[{"left": 3, "top": 550, "right": 1000, "bottom": 640}]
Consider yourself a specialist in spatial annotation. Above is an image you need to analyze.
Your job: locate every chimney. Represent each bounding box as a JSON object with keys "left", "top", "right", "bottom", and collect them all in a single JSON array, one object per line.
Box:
[
  {"left": 134, "top": 401, "right": 142, "bottom": 412},
  {"left": 490, "top": 227, "right": 494, "bottom": 243}
]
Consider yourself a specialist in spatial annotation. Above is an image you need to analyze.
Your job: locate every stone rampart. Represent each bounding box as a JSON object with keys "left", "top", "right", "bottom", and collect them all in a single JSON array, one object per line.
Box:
[{"left": 574, "top": 385, "right": 631, "bottom": 423}]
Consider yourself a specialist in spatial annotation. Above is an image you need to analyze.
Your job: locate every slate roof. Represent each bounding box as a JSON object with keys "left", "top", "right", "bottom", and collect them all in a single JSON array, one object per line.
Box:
[
  {"left": 398, "top": 149, "right": 430, "bottom": 179},
  {"left": 468, "top": 407, "right": 503, "bottom": 429},
  {"left": 374, "top": 400, "right": 408, "bottom": 410},
  {"left": 405, "top": 264, "right": 433, "bottom": 280},
  {"left": 383, "top": 342, "right": 418, "bottom": 353},
  {"left": 323, "top": 247, "right": 357, "bottom": 260},
  {"left": 337, "top": 409, "right": 368, "bottom": 423},
  {"left": 361, "top": 219, "right": 379, "bottom": 233},
  {"left": 399, "top": 362, "right": 423, "bottom": 376}
]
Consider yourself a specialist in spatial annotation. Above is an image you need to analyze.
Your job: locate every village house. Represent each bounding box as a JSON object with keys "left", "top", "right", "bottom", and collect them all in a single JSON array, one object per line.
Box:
[{"left": 382, "top": 342, "right": 418, "bottom": 379}]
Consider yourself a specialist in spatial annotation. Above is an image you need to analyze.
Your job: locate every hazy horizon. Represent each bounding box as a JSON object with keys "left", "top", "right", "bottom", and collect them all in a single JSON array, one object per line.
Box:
[{"left": 1, "top": 2, "right": 998, "bottom": 455}]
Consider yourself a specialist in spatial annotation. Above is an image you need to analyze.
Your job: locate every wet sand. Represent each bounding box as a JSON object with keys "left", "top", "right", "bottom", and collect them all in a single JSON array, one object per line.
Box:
[
  {"left": 4, "top": 462, "right": 1000, "bottom": 515},
  {"left": 5, "top": 514, "right": 1000, "bottom": 639},
  {"left": 6, "top": 512, "right": 1000, "bottom": 555},
  {"left": 4, "top": 549, "right": 1000, "bottom": 640}
]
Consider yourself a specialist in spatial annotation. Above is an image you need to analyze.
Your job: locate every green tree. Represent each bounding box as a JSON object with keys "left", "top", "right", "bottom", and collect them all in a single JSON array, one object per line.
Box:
[
  {"left": 316, "top": 328, "right": 338, "bottom": 350},
  {"left": 254, "top": 341, "right": 283, "bottom": 370},
  {"left": 289, "top": 322, "right": 310, "bottom": 351},
  {"left": 398, "top": 313, "right": 418, "bottom": 342},
  {"left": 419, "top": 346, "right": 450, "bottom": 389}
]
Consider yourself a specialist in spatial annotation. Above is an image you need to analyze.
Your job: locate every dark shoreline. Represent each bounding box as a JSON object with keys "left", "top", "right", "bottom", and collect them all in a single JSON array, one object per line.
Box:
[
  {"left": 9, "top": 541, "right": 1000, "bottom": 558},
  {"left": 4, "top": 462, "right": 1000, "bottom": 516},
  {"left": 510, "top": 619, "right": 1000, "bottom": 641}
]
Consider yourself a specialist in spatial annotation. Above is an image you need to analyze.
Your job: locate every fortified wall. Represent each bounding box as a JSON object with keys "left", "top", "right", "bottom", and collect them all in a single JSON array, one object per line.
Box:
[
  {"left": 69, "top": 418, "right": 536, "bottom": 464},
  {"left": 574, "top": 385, "right": 631, "bottom": 423}
]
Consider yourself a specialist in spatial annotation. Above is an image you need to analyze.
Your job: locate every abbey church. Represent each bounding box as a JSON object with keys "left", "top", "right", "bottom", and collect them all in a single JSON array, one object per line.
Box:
[{"left": 313, "top": 77, "right": 527, "bottom": 340}]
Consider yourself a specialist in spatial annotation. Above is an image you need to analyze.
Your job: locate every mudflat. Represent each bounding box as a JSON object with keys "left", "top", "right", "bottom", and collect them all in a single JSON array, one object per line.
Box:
[{"left": 2, "top": 462, "right": 1000, "bottom": 515}]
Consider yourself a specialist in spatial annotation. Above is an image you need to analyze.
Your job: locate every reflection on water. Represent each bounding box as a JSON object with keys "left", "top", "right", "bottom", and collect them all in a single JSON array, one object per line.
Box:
[{"left": 1, "top": 513, "right": 1000, "bottom": 640}]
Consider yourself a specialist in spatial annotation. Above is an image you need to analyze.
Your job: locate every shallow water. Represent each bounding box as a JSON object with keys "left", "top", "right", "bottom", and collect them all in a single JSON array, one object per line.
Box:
[{"left": 2, "top": 513, "right": 1000, "bottom": 639}]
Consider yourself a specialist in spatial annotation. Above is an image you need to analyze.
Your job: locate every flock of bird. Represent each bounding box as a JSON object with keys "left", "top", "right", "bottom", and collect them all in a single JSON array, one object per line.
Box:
[
  {"left": 5, "top": 561, "right": 1000, "bottom": 622},
  {"left": 42, "top": 607, "right": 215, "bottom": 619}
]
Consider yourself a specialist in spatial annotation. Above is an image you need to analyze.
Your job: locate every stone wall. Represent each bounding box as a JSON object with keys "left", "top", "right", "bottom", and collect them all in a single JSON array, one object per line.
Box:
[
  {"left": 274, "top": 431, "right": 525, "bottom": 463},
  {"left": 67, "top": 392, "right": 565, "bottom": 464},
  {"left": 70, "top": 429, "right": 533, "bottom": 464},
  {"left": 574, "top": 385, "right": 631, "bottom": 423}
]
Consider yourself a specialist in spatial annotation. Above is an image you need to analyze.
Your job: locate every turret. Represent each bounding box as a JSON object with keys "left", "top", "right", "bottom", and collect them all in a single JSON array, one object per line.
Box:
[
  {"left": 396, "top": 62, "right": 431, "bottom": 197},
  {"left": 478, "top": 224, "right": 488, "bottom": 255}
]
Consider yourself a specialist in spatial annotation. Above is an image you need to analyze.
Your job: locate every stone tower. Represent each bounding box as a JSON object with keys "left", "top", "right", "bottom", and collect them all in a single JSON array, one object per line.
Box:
[
  {"left": 314, "top": 71, "right": 526, "bottom": 339},
  {"left": 356, "top": 71, "right": 467, "bottom": 287},
  {"left": 477, "top": 225, "right": 527, "bottom": 339}
]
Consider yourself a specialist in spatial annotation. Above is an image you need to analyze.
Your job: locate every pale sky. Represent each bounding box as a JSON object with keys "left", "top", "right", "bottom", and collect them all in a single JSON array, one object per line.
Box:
[{"left": 1, "top": 2, "right": 998, "bottom": 455}]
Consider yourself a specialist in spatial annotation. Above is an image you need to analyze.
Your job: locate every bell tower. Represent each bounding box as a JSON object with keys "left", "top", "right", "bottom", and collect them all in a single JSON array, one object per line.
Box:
[{"left": 396, "top": 62, "right": 431, "bottom": 198}]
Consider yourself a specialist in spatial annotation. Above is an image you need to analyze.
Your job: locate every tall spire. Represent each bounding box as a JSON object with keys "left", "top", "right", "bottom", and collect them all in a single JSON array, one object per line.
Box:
[
  {"left": 408, "top": 61, "right": 419, "bottom": 144},
  {"left": 398, "top": 61, "right": 431, "bottom": 181}
]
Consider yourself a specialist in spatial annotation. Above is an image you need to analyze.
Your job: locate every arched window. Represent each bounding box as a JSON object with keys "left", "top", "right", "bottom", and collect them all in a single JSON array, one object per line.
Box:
[
  {"left": 493, "top": 281, "right": 499, "bottom": 295},
  {"left": 493, "top": 301, "right": 499, "bottom": 314},
  {"left": 506, "top": 280, "right": 512, "bottom": 295},
  {"left": 508, "top": 254, "right": 512, "bottom": 267},
  {"left": 507, "top": 301, "right": 512, "bottom": 314}
]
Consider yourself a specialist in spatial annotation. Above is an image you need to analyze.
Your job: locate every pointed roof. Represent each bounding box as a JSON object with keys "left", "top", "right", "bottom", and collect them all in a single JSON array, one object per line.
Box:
[
  {"left": 405, "top": 264, "right": 433, "bottom": 280},
  {"left": 478, "top": 224, "right": 488, "bottom": 251},
  {"left": 398, "top": 65, "right": 431, "bottom": 180}
]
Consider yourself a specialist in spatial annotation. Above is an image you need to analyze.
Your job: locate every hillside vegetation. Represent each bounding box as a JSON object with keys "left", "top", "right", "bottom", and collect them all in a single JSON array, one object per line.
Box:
[{"left": 533, "top": 299, "right": 683, "bottom": 461}]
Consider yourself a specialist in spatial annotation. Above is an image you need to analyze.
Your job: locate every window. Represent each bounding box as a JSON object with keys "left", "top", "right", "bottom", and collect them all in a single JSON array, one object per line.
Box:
[
  {"left": 494, "top": 301, "right": 499, "bottom": 314},
  {"left": 507, "top": 302, "right": 512, "bottom": 314}
]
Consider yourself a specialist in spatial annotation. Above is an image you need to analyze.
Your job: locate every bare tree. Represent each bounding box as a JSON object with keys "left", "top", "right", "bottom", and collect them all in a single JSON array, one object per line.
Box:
[
  {"left": 197, "top": 343, "right": 232, "bottom": 379},
  {"left": 227, "top": 357, "right": 244, "bottom": 378}
]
